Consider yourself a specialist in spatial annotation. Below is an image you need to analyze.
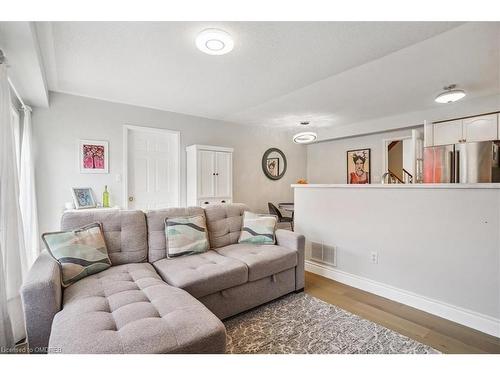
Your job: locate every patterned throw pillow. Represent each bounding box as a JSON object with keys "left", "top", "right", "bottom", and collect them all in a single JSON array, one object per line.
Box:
[
  {"left": 42, "top": 223, "right": 111, "bottom": 287},
  {"left": 165, "top": 215, "right": 209, "bottom": 258},
  {"left": 238, "top": 211, "right": 277, "bottom": 245}
]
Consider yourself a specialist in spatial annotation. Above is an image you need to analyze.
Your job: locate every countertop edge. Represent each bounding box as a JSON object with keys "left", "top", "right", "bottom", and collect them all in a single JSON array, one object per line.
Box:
[{"left": 291, "top": 183, "right": 500, "bottom": 189}]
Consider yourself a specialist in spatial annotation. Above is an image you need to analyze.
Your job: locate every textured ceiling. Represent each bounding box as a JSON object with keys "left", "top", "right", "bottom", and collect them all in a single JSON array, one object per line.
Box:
[{"left": 35, "top": 21, "right": 500, "bottom": 130}]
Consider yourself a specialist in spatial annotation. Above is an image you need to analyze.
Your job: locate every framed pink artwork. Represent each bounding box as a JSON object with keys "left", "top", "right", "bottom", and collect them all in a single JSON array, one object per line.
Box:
[{"left": 79, "top": 140, "right": 109, "bottom": 174}]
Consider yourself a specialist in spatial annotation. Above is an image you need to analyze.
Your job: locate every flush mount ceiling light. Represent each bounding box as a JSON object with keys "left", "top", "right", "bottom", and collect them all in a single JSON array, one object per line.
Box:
[
  {"left": 293, "top": 131, "right": 317, "bottom": 144},
  {"left": 435, "top": 84, "right": 466, "bottom": 104},
  {"left": 196, "top": 28, "right": 234, "bottom": 55}
]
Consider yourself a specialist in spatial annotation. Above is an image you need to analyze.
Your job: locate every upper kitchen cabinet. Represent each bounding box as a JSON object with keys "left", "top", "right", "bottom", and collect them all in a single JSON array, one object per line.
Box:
[
  {"left": 430, "top": 113, "right": 499, "bottom": 146},
  {"left": 433, "top": 119, "right": 463, "bottom": 146},
  {"left": 463, "top": 114, "right": 498, "bottom": 143}
]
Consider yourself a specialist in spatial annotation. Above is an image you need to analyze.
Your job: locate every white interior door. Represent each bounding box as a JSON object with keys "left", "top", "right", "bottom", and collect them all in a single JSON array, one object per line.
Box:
[
  {"left": 199, "top": 150, "right": 215, "bottom": 198},
  {"left": 126, "top": 126, "right": 179, "bottom": 210},
  {"left": 215, "top": 151, "right": 232, "bottom": 198}
]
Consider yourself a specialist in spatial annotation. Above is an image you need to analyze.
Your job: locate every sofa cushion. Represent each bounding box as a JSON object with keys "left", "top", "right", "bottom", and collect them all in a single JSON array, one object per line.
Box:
[
  {"left": 146, "top": 207, "right": 205, "bottom": 263},
  {"left": 238, "top": 211, "right": 277, "bottom": 245},
  {"left": 216, "top": 244, "right": 297, "bottom": 282},
  {"left": 61, "top": 210, "right": 147, "bottom": 265},
  {"left": 153, "top": 251, "right": 248, "bottom": 298},
  {"left": 204, "top": 203, "right": 249, "bottom": 248},
  {"left": 42, "top": 222, "right": 111, "bottom": 287},
  {"left": 48, "top": 263, "right": 226, "bottom": 354},
  {"left": 165, "top": 215, "right": 209, "bottom": 258}
]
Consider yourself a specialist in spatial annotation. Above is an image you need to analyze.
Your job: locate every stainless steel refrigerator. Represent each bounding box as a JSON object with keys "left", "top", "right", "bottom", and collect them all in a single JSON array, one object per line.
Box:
[{"left": 423, "top": 141, "right": 500, "bottom": 183}]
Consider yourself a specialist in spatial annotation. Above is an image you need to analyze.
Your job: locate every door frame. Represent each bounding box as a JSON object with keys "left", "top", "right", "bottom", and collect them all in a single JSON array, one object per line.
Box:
[
  {"left": 123, "top": 125, "right": 181, "bottom": 209},
  {"left": 382, "top": 135, "right": 412, "bottom": 176}
]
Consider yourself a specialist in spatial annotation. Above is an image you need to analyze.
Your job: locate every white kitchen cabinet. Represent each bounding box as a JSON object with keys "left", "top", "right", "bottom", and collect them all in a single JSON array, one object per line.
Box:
[
  {"left": 431, "top": 114, "right": 499, "bottom": 146},
  {"left": 433, "top": 119, "right": 463, "bottom": 146},
  {"left": 463, "top": 114, "right": 498, "bottom": 142},
  {"left": 186, "top": 145, "right": 233, "bottom": 207}
]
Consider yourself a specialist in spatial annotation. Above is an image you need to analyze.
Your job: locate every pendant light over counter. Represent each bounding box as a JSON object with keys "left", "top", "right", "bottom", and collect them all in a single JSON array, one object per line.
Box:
[{"left": 292, "top": 121, "right": 317, "bottom": 144}]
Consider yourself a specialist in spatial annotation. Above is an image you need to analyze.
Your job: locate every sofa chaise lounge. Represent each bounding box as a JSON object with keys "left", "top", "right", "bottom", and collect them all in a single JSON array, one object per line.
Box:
[{"left": 21, "top": 203, "right": 305, "bottom": 354}]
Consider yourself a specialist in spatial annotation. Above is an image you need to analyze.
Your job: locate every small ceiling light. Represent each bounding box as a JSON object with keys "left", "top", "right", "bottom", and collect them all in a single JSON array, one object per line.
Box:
[
  {"left": 196, "top": 28, "right": 234, "bottom": 55},
  {"left": 293, "top": 131, "right": 317, "bottom": 144},
  {"left": 435, "top": 84, "right": 466, "bottom": 104}
]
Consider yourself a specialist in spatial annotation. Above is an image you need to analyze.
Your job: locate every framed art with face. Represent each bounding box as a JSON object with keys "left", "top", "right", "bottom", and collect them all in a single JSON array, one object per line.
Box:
[
  {"left": 266, "top": 157, "right": 279, "bottom": 177},
  {"left": 347, "top": 148, "right": 371, "bottom": 184}
]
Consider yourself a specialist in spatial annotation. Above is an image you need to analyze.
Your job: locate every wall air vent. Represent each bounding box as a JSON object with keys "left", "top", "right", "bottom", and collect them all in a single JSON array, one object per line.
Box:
[{"left": 310, "top": 241, "right": 337, "bottom": 267}]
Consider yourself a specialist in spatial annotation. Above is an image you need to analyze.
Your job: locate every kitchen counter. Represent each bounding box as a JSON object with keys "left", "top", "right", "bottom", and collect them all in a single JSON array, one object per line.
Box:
[
  {"left": 292, "top": 183, "right": 500, "bottom": 189},
  {"left": 293, "top": 181, "right": 500, "bottom": 337}
]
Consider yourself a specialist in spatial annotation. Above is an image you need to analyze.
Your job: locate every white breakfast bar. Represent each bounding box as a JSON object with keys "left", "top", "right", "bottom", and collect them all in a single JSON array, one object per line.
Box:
[{"left": 292, "top": 183, "right": 500, "bottom": 337}]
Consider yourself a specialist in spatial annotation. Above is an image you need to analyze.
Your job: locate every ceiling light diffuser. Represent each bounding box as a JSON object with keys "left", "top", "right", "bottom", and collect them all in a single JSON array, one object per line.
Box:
[
  {"left": 435, "top": 84, "right": 466, "bottom": 104},
  {"left": 293, "top": 132, "right": 317, "bottom": 144},
  {"left": 196, "top": 28, "right": 234, "bottom": 55}
]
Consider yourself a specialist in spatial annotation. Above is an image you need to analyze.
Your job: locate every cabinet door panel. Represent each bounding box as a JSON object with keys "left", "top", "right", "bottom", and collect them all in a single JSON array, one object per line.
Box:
[
  {"left": 433, "top": 120, "right": 463, "bottom": 146},
  {"left": 199, "top": 150, "right": 215, "bottom": 197},
  {"left": 463, "top": 114, "right": 498, "bottom": 142},
  {"left": 215, "top": 151, "right": 232, "bottom": 198}
]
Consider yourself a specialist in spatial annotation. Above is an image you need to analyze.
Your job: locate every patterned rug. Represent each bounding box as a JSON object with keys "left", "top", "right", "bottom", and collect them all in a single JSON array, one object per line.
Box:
[{"left": 224, "top": 293, "right": 439, "bottom": 354}]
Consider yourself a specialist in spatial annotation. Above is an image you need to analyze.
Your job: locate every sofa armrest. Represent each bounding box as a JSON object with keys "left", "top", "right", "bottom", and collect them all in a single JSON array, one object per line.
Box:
[
  {"left": 276, "top": 229, "right": 305, "bottom": 290},
  {"left": 20, "top": 250, "right": 62, "bottom": 354}
]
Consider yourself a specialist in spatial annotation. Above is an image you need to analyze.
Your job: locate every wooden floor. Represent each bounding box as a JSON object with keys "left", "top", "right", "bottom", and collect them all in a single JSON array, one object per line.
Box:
[{"left": 304, "top": 271, "right": 500, "bottom": 354}]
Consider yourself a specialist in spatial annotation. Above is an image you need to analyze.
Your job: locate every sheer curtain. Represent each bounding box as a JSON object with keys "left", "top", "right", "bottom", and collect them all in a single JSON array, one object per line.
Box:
[
  {"left": 0, "top": 64, "right": 27, "bottom": 349},
  {"left": 19, "top": 105, "right": 39, "bottom": 266}
]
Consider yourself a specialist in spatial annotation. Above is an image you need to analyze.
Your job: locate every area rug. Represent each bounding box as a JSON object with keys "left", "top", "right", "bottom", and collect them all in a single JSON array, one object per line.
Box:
[{"left": 224, "top": 293, "right": 439, "bottom": 354}]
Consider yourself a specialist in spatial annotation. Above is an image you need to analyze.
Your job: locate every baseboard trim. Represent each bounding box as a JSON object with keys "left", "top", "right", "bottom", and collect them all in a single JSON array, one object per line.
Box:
[{"left": 305, "top": 260, "right": 500, "bottom": 338}]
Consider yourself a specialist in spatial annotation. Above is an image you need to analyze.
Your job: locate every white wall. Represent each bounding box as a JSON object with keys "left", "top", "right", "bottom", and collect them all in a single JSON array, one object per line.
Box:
[
  {"left": 32, "top": 92, "right": 307, "bottom": 235},
  {"left": 295, "top": 185, "right": 500, "bottom": 336},
  {"left": 307, "top": 127, "right": 420, "bottom": 184}
]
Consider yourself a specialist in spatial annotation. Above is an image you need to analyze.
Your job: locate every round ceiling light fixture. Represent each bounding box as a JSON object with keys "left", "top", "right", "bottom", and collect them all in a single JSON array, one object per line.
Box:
[
  {"left": 435, "top": 84, "right": 466, "bottom": 104},
  {"left": 293, "top": 131, "right": 317, "bottom": 144},
  {"left": 196, "top": 28, "right": 234, "bottom": 55}
]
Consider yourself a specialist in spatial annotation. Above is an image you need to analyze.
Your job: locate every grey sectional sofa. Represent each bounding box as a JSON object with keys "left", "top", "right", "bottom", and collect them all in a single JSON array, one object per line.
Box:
[{"left": 21, "top": 203, "right": 305, "bottom": 354}]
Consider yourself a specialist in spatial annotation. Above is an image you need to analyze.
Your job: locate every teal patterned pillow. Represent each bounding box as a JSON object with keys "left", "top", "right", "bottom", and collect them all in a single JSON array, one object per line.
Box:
[
  {"left": 165, "top": 215, "right": 209, "bottom": 258},
  {"left": 42, "top": 223, "right": 111, "bottom": 287},
  {"left": 238, "top": 211, "right": 277, "bottom": 245}
]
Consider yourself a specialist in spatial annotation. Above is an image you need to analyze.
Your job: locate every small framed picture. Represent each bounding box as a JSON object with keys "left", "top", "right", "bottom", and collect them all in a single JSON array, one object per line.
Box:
[
  {"left": 79, "top": 140, "right": 109, "bottom": 174},
  {"left": 266, "top": 158, "right": 279, "bottom": 177},
  {"left": 347, "top": 148, "right": 371, "bottom": 184},
  {"left": 71, "top": 188, "right": 96, "bottom": 209}
]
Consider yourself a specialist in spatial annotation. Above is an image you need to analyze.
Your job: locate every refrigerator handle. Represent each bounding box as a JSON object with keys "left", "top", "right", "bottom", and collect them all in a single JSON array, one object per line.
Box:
[
  {"left": 450, "top": 151, "right": 455, "bottom": 183},
  {"left": 455, "top": 150, "right": 460, "bottom": 183}
]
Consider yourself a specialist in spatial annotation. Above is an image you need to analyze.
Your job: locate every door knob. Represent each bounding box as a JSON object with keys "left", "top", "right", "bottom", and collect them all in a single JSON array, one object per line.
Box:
[{"left": 128, "top": 196, "right": 134, "bottom": 202}]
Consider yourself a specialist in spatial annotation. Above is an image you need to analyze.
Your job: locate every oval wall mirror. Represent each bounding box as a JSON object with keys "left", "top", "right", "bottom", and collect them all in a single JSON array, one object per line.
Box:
[{"left": 262, "top": 148, "right": 287, "bottom": 180}]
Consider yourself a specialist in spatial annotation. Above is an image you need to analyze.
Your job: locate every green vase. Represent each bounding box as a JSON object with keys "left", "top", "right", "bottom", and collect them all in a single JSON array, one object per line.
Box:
[{"left": 103, "top": 185, "right": 110, "bottom": 208}]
